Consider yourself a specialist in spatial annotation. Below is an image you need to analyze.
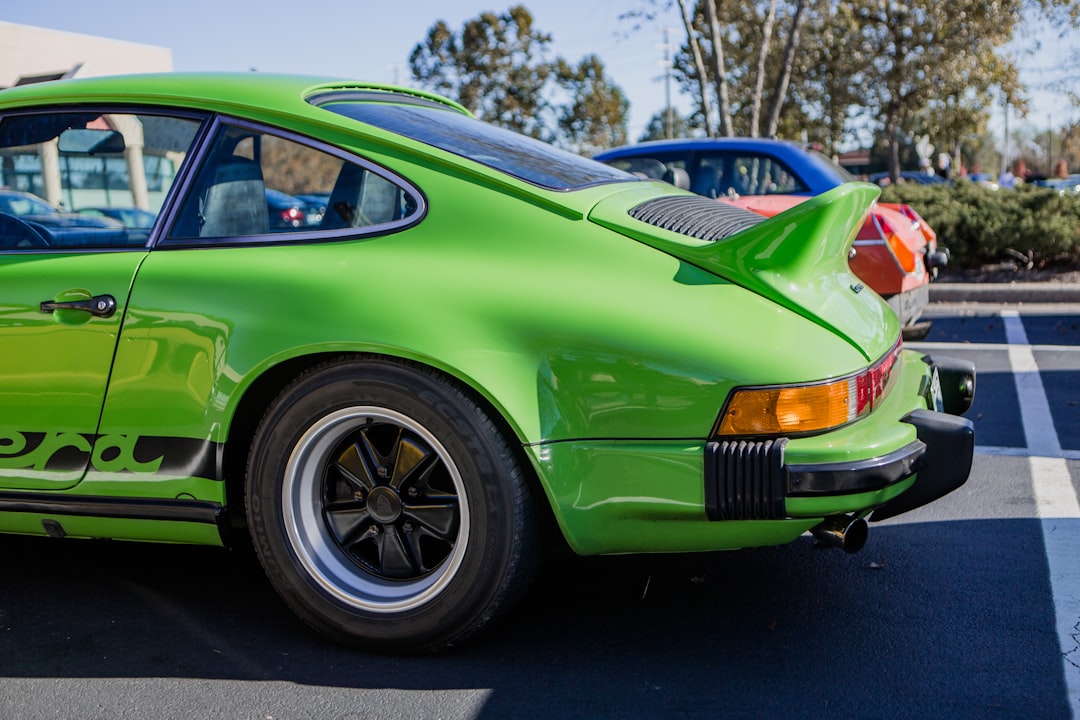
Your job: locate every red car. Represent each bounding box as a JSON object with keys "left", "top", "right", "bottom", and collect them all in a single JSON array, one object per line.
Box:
[{"left": 595, "top": 139, "right": 947, "bottom": 338}]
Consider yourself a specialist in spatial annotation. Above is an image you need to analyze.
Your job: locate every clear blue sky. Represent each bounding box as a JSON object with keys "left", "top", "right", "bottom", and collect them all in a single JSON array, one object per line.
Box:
[
  {"left": 3, "top": 0, "right": 686, "bottom": 139},
  {"left": 3, "top": 0, "right": 1075, "bottom": 147}
]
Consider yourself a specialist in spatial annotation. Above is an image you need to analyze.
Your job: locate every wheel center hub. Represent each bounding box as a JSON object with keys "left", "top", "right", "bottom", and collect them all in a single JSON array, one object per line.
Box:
[{"left": 367, "top": 486, "right": 403, "bottom": 524}]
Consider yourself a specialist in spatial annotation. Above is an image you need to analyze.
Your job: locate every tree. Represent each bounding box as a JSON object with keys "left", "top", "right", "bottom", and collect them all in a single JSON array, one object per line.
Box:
[
  {"left": 675, "top": 0, "right": 716, "bottom": 136},
  {"left": 625, "top": 0, "right": 1060, "bottom": 170},
  {"left": 409, "top": 6, "right": 553, "bottom": 138},
  {"left": 1062, "top": 120, "right": 1080, "bottom": 171},
  {"left": 762, "top": 0, "right": 809, "bottom": 139},
  {"left": 789, "top": 1, "right": 868, "bottom": 154},
  {"left": 410, "top": 6, "right": 629, "bottom": 148},
  {"left": 554, "top": 55, "right": 630, "bottom": 154},
  {"left": 638, "top": 108, "right": 697, "bottom": 141},
  {"left": 663, "top": 0, "right": 813, "bottom": 138},
  {"left": 854, "top": 0, "right": 1024, "bottom": 179}
]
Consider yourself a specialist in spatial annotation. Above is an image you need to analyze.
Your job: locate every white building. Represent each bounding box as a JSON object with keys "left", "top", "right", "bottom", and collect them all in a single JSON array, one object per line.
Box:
[
  {"left": 0, "top": 23, "right": 175, "bottom": 211},
  {"left": 0, "top": 21, "right": 172, "bottom": 88}
]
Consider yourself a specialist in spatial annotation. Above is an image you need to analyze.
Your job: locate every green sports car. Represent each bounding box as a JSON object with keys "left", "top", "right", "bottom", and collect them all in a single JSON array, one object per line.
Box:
[{"left": 0, "top": 74, "right": 975, "bottom": 652}]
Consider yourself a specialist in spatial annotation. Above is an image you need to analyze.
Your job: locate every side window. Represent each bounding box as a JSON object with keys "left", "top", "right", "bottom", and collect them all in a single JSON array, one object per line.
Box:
[
  {"left": 691, "top": 156, "right": 726, "bottom": 198},
  {"left": 0, "top": 112, "right": 201, "bottom": 250},
  {"left": 168, "top": 124, "right": 418, "bottom": 241},
  {"left": 604, "top": 155, "right": 690, "bottom": 189},
  {"left": 604, "top": 157, "right": 669, "bottom": 180},
  {"left": 730, "top": 154, "right": 807, "bottom": 196}
]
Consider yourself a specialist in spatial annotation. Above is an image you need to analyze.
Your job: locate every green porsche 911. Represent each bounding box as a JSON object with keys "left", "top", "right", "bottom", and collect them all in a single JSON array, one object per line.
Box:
[{"left": 0, "top": 74, "right": 975, "bottom": 652}]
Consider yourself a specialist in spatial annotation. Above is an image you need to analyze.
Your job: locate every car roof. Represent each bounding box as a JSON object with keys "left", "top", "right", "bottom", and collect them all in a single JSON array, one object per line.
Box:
[
  {"left": 0, "top": 72, "right": 632, "bottom": 201},
  {"left": 0, "top": 72, "right": 470, "bottom": 121},
  {"left": 595, "top": 137, "right": 808, "bottom": 159}
]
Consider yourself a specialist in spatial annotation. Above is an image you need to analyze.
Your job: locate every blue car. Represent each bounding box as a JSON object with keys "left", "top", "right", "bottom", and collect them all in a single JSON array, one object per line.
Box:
[{"left": 595, "top": 138, "right": 851, "bottom": 198}]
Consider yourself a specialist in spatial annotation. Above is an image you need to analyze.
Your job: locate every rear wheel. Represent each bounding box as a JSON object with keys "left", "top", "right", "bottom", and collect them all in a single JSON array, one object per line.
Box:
[{"left": 246, "top": 357, "right": 538, "bottom": 652}]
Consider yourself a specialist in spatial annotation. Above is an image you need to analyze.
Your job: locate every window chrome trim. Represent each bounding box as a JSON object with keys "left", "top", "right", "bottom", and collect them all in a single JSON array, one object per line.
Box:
[{"left": 155, "top": 115, "right": 427, "bottom": 250}]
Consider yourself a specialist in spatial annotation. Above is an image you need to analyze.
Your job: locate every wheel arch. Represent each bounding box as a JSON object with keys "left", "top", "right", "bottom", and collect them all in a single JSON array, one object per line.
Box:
[{"left": 220, "top": 351, "right": 566, "bottom": 552}]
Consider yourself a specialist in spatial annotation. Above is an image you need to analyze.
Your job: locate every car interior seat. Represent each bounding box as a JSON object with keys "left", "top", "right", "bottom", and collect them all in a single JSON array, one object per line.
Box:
[
  {"left": 662, "top": 166, "right": 691, "bottom": 190},
  {"left": 321, "top": 163, "right": 402, "bottom": 230},
  {"left": 320, "top": 163, "right": 366, "bottom": 230},
  {"left": 691, "top": 168, "right": 722, "bottom": 198},
  {"left": 198, "top": 156, "right": 269, "bottom": 237}
]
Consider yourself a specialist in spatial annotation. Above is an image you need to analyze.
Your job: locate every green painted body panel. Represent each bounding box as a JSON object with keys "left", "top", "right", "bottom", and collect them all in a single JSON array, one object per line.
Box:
[
  {"left": 532, "top": 350, "right": 934, "bottom": 554},
  {"left": 0, "top": 252, "right": 144, "bottom": 489},
  {"left": 0, "top": 511, "right": 221, "bottom": 544},
  {"left": 529, "top": 440, "right": 815, "bottom": 554},
  {"left": 590, "top": 182, "right": 899, "bottom": 363},
  {"left": 62, "top": 474, "right": 223, "bottom": 502},
  {"left": 0, "top": 74, "right": 965, "bottom": 554},
  {"left": 101, "top": 180, "right": 870, "bottom": 449}
]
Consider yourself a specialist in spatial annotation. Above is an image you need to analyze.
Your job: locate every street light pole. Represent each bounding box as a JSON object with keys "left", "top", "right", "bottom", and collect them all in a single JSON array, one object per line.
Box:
[{"left": 663, "top": 27, "right": 673, "bottom": 139}]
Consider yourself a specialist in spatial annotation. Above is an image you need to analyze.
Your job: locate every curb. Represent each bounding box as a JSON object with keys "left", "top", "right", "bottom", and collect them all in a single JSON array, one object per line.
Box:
[{"left": 929, "top": 282, "right": 1080, "bottom": 304}]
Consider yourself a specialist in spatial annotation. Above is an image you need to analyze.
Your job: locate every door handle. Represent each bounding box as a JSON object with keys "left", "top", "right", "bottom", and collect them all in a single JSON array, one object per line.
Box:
[{"left": 40, "top": 294, "right": 117, "bottom": 318}]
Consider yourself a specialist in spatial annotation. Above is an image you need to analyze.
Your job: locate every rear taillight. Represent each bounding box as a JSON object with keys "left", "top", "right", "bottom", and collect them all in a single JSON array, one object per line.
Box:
[
  {"left": 280, "top": 208, "right": 305, "bottom": 227},
  {"left": 896, "top": 204, "right": 938, "bottom": 247},
  {"left": 716, "top": 337, "right": 903, "bottom": 437},
  {"left": 855, "top": 337, "right": 901, "bottom": 417},
  {"left": 874, "top": 214, "right": 919, "bottom": 272}
]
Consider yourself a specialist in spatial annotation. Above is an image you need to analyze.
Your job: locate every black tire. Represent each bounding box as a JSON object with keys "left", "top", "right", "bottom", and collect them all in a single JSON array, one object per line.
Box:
[{"left": 246, "top": 357, "right": 538, "bottom": 652}]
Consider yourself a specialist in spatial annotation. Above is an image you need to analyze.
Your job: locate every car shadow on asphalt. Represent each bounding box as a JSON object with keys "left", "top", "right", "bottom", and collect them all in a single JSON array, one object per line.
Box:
[{"left": 0, "top": 516, "right": 1069, "bottom": 719}]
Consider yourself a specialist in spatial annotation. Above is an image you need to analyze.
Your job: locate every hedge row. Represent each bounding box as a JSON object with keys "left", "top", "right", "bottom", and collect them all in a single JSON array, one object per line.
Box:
[{"left": 876, "top": 181, "right": 1080, "bottom": 269}]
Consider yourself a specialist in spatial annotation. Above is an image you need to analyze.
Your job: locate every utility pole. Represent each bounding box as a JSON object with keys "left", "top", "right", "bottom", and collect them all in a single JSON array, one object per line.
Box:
[{"left": 660, "top": 27, "right": 673, "bottom": 139}]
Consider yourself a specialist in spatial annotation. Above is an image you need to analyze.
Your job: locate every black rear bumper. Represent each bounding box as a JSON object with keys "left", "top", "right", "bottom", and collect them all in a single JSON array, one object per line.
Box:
[
  {"left": 869, "top": 408, "right": 974, "bottom": 521},
  {"left": 704, "top": 409, "right": 974, "bottom": 522}
]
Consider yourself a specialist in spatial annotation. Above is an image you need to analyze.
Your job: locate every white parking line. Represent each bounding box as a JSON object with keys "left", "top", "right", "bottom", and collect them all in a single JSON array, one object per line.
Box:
[
  {"left": 976, "top": 445, "right": 1080, "bottom": 461},
  {"left": 1003, "top": 309, "right": 1080, "bottom": 715},
  {"left": 908, "top": 341, "right": 1080, "bottom": 354}
]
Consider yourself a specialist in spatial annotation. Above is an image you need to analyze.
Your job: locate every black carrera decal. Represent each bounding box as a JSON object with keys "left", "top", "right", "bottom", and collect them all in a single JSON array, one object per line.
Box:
[{"left": 0, "top": 431, "right": 221, "bottom": 480}]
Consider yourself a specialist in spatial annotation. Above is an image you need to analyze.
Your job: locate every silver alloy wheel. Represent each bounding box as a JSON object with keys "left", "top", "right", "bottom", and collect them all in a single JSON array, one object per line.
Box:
[{"left": 281, "top": 406, "right": 469, "bottom": 613}]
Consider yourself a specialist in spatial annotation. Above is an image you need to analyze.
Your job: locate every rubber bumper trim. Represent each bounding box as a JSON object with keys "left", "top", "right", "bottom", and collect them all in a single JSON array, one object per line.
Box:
[
  {"left": 870, "top": 408, "right": 974, "bottom": 521},
  {"left": 786, "top": 440, "right": 926, "bottom": 497}
]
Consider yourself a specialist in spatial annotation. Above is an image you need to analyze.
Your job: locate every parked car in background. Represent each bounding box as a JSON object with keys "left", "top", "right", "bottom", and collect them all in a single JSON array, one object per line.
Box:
[
  {"left": 0, "top": 74, "right": 975, "bottom": 652},
  {"left": 294, "top": 192, "right": 329, "bottom": 225},
  {"left": 0, "top": 188, "right": 128, "bottom": 246},
  {"left": 595, "top": 139, "right": 948, "bottom": 339},
  {"left": 76, "top": 206, "right": 157, "bottom": 229},
  {"left": 1034, "top": 174, "right": 1080, "bottom": 196},
  {"left": 265, "top": 188, "right": 312, "bottom": 229},
  {"left": 868, "top": 171, "right": 949, "bottom": 186},
  {"left": 0, "top": 188, "right": 121, "bottom": 227}
]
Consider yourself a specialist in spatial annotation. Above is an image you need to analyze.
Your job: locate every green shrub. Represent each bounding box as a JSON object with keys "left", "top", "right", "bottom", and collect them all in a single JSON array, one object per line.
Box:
[{"left": 876, "top": 181, "right": 1080, "bottom": 269}]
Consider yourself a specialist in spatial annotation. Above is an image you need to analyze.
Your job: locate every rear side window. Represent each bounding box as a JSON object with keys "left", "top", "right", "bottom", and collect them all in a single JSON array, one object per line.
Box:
[{"left": 167, "top": 122, "right": 420, "bottom": 243}]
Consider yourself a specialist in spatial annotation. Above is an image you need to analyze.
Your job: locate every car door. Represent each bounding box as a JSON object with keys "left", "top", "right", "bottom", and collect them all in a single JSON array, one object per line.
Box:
[
  {"left": 0, "top": 110, "right": 201, "bottom": 490},
  {"left": 0, "top": 253, "right": 147, "bottom": 490},
  {"left": 90, "top": 119, "right": 423, "bottom": 489}
]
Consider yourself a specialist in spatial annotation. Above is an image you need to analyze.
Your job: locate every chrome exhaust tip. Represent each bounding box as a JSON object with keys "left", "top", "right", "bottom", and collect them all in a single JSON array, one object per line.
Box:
[{"left": 811, "top": 515, "right": 868, "bottom": 554}]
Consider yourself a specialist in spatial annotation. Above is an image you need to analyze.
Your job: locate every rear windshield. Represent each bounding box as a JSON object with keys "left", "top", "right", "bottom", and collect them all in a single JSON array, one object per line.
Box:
[
  {"left": 806, "top": 148, "right": 858, "bottom": 183},
  {"left": 317, "top": 99, "right": 634, "bottom": 191}
]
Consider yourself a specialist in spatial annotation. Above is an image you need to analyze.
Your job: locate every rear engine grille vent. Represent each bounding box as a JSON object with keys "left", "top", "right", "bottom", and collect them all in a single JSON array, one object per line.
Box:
[
  {"left": 705, "top": 438, "right": 788, "bottom": 520},
  {"left": 629, "top": 195, "right": 764, "bottom": 242}
]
